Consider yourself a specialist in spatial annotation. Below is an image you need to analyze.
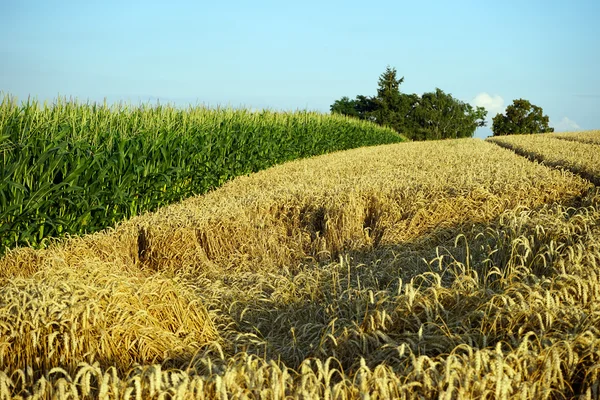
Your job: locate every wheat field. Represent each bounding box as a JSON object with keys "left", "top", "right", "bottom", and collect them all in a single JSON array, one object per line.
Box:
[
  {"left": 550, "top": 130, "right": 600, "bottom": 145},
  {"left": 488, "top": 133, "right": 600, "bottom": 185},
  {"left": 1, "top": 136, "right": 600, "bottom": 399}
]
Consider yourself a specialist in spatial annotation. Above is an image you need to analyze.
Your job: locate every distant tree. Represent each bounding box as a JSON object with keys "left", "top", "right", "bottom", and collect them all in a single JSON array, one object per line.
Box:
[
  {"left": 410, "top": 89, "right": 487, "bottom": 140},
  {"left": 354, "top": 95, "right": 378, "bottom": 120},
  {"left": 330, "top": 95, "right": 378, "bottom": 120},
  {"left": 330, "top": 96, "right": 359, "bottom": 118},
  {"left": 492, "top": 99, "right": 554, "bottom": 135},
  {"left": 376, "top": 66, "right": 405, "bottom": 101},
  {"left": 396, "top": 93, "right": 421, "bottom": 134},
  {"left": 371, "top": 66, "right": 405, "bottom": 129},
  {"left": 330, "top": 66, "right": 405, "bottom": 128},
  {"left": 329, "top": 66, "right": 487, "bottom": 140}
]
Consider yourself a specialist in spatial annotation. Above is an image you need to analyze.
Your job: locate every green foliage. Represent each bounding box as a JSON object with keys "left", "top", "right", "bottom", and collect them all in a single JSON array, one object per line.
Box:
[
  {"left": 330, "top": 67, "right": 487, "bottom": 140},
  {"left": 0, "top": 94, "right": 403, "bottom": 253},
  {"left": 373, "top": 66, "right": 405, "bottom": 129},
  {"left": 330, "top": 95, "right": 378, "bottom": 121},
  {"left": 411, "top": 89, "right": 487, "bottom": 140},
  {"left": 492, "top": 99, "right": 554, "bottom": 135},
  {"left": 330, "top": 96, "right": 359, "bottom": 118}
]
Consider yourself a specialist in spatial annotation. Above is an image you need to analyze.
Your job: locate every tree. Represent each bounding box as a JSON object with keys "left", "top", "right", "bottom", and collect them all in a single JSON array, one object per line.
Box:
[
  {"left": 329, "top": 66, "right": 487, "bottom": 140},
  {"left": 411, "top": 89, "right": 487, "bottom": 140},
  {"left": 492, "top": 99, "right": 554, "bottom": 135},
  {"left": 330, "top": 95, "right": 377, "bottom": 120},
  {"left": 330, "top": 96, "right": 359, "bottom": 118},
  {"left": 377, "top": 66, "right": 404, "bottom": 100},
  {"left": 354, "top": 95, "right": 378, "bottom": 121},
  {"left": 330, "top": 66, "right": 405, "bottom": 129},
  {"left": 371, "top": 66, "right": 404, "bottom": 129}
]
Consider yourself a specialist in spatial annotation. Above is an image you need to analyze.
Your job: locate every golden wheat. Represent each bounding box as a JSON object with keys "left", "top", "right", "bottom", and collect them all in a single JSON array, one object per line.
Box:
[
  {"left": 488, "top": 133, "right": 600, "bottom": 185},
  {"left": 550, "top": 130, "right": 600, "bottom": 145},
  {"left": 0, "top": 261, "right": 218, "bottom": 374}
]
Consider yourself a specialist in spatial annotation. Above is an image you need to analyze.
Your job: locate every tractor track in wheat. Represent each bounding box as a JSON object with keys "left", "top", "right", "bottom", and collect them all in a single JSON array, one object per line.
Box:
[{"left": 488, "top": 134, "right": 600, "bottom": 186}]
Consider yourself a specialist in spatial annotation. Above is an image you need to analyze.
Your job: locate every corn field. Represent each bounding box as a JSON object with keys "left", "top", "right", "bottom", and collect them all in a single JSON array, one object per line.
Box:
[
  {"left": 2, "top": 134, "right": 600, "bottom": 399},
  {"left": 0, "top": 95, "right": 403, "bottom": 253}
]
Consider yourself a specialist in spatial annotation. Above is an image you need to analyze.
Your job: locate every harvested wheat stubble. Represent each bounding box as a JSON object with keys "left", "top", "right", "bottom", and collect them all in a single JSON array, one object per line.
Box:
[
  {"left": 1, "top": 138, "right": 599, "bottom": 399},
  {"left": 488, "top": 132, "right": 600, "bottom": 185}
]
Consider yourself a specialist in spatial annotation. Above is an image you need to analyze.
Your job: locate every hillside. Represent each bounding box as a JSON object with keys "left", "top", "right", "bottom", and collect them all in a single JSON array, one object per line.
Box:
[{"left": 1, "top": 133, "right": 600, "bottom": 399}]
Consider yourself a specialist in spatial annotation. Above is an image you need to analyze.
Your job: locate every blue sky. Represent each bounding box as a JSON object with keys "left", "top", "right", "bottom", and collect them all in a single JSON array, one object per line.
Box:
[{"left": 1, "top": 0, "right": 599, "bottom": 138}]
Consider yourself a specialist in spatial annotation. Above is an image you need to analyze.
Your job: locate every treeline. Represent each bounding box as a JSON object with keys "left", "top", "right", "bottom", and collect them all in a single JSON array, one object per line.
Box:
[{"left": 330, "top": 66, "right": 487, "bottom": 140}]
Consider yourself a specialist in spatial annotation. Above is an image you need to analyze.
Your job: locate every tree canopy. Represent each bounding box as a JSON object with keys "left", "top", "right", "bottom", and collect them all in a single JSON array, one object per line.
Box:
[
  {"left": 330, "top": 66, "right": 487, "bottom": 141},
  {"left": 411, "top": 89, "right": 487, "bottom": 141},
  {"left": 492, "top": 99, "right": 554, "bottom": 135}
]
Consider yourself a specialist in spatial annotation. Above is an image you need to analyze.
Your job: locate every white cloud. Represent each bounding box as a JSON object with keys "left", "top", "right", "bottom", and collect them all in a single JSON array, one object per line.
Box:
[
  {"left": 552, "top": 117, "right": 581, "bottom": 132},
  {"left": 471, "top": 93, "right": 505, "bottom": 118}
]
